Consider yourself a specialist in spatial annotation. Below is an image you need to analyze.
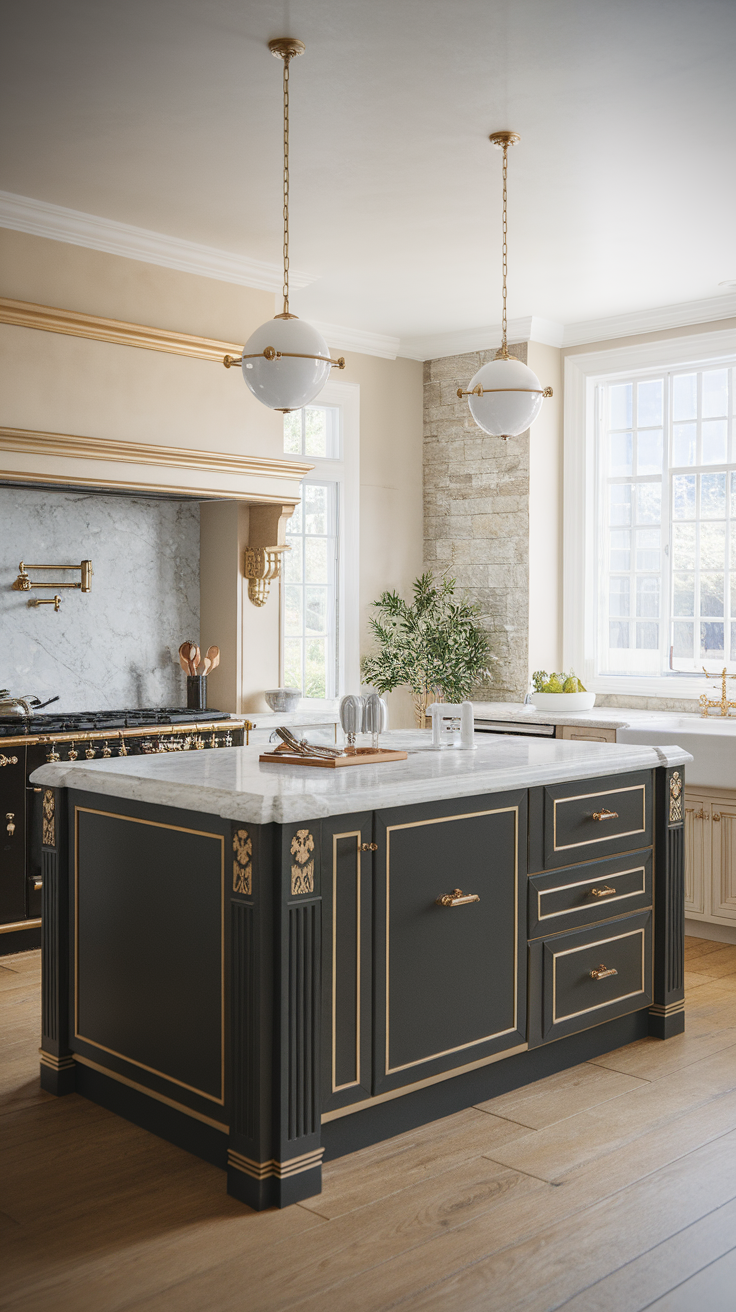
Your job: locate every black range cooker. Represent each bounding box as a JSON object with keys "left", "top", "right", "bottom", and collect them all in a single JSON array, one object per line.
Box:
[{"left": 0, "top": 708, "right": 245, "bottom": 954}]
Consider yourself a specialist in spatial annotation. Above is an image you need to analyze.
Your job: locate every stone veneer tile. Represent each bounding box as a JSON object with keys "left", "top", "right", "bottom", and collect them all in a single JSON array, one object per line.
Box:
[{"left": 423, "top": 343, "right": 530, "bottom": 701}]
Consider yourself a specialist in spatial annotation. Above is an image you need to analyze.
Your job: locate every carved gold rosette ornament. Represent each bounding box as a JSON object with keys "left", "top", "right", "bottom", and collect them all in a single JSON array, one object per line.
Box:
[{"left": 669, "top": 771, "right": 683, "bottom": 823}]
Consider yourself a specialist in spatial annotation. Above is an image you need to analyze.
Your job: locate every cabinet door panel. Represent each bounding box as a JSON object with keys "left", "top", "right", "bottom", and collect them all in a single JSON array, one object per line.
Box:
[
  {"left": 320, "top": 812, "right": 373, "bottom": 1112},
  {"left": 373, "top": 792, "right": 527, "bottom": 1093},
  {"left": 683, "top": 791, "right": 707, "bottom": 917},
  {"left": 711, "top": 799, "right": 736, "bottom": 922}
]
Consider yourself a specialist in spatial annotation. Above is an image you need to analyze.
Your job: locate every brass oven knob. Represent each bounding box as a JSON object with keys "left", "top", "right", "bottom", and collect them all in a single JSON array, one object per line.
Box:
[
  {"left": 101, "top": 742, "right": 112, "bottom": 757},
  {"left": 209, "top": 735, "right": 217, "bottom": 749},
  {"left": 6, "top": 812, "right": 15, "bottom": 836},
  {"left": 224, "top": 733, "right": 233, "bottom": 747},
  {"left": 47, "top": 747, "right": 60, "bottom": 762},
  {"left": 194, "top": 736, "right": 204, "bottom": 749},
  {"left": 85, "top": 746, "right": 96, "bottom": 759},
  {"left": 68, "top": 743, "right": 78, "bottom": 761},
  {"left": 118, "top": 737, "right": 128, "bottom": 756}
]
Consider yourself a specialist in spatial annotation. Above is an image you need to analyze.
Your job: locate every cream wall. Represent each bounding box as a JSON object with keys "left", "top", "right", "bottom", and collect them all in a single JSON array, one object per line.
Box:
[
  {"left": 0, "top": 228, "right": 424, "bottom": 725},
  {"left": 527, "top": 341, "right": 563, "bottom": 680}
]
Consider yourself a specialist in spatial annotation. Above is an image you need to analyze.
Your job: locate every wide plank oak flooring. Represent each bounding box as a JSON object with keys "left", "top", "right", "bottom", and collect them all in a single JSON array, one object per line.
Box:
[{"left": 2, "top": 936, "right": 736, "bottom": 1310}]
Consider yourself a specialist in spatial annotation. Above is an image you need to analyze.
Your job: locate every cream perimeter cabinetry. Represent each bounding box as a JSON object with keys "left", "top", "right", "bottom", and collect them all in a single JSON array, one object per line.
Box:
[{"left": 684, "top": 787, "right": 736, "bottom": 926}]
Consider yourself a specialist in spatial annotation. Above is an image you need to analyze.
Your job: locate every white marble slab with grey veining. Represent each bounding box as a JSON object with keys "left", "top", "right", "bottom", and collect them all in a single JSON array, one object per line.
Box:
[{"left": 31, "top": 731, "right": 692, "bottom": 827}]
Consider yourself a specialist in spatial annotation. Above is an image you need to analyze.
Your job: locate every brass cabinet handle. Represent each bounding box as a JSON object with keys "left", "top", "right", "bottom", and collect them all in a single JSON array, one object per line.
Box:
[
  {"left": 436, "top": 888, "right": 481, "bottom": 907},
  {"left": 713, "top": 813, "right": 721, "bottom": 822},
  {"left": 361, "top": 842, "right": 378, "bottom": 851},
  {"left": 0, "top": 754, "right": 18, "bottom": 768},
  {"left": 591, "top": 885, "right": 617, "bottom": 898},
  {"left": 33, "top": 878, "right": 42, "bottom": 891},
  {"left": 592, "top": 807, "right": 619, "bottom": 822},
  {"left": 590, "top": 963, "right": 618, "bottom": 980},
  {"left": 6, "top": 812, "right": 15, "bottom": 837}
]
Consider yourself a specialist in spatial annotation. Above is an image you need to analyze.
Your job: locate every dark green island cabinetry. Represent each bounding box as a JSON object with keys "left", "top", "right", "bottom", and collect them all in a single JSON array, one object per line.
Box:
[{"left": 32, "top": 734, "right": 689, "bottom": 1209}]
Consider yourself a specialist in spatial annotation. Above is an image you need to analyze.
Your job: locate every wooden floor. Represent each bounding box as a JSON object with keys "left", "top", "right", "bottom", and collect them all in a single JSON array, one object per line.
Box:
[{"left": 4, "top": 940, "right": 736, "bottom": 1311}]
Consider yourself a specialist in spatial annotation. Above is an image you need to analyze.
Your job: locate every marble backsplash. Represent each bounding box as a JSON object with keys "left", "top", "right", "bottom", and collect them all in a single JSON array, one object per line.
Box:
[{"left": 0, "top": 488, "right": 199, "bottom": 711}]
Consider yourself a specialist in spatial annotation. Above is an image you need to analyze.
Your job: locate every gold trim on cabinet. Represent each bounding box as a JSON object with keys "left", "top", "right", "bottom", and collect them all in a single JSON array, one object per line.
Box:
[
  {"left": 0, "top": 427, "right": 312, "bottom": 482},
  {"left": 537, "top": 866, "right": 647, "bottom": 922},
  {"left": 73, "top": 1053, "right": 229, "bottom": 1131},
  {"left": 227, "top": 1147, "right": 324, "bottom": 1180},
  {"left": 552, "top": 785, "right": 647, "bottom": 852},
  {"left": 385, "top": 806, "right": 519, "bottom": 1076},
  {"left": 551, "top": 927, "right": 646, "bottom": 1025},
  {"left": 331, "top": 830, "right": 362, "bottom": 1093},
  {"left": 74, "top": 806, "right": 226, "bottom": 1105},
  {"left": 322, "top": 1041, "right": 530, "bottom": 1122},
  {"left": 0, "top": 297, "right": 245, "bottom": 363},
  {"left": 0, "top": 917, "right": 41, "bottom": 933}
]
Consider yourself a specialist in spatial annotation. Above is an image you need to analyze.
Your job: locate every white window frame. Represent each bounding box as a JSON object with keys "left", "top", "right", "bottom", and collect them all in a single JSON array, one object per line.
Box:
[
  {"left": 279, "top": 379, "right": 360, "bottom": 709},
  {"left": 564, "top": 328, "right": 736, "bottom": 699}
]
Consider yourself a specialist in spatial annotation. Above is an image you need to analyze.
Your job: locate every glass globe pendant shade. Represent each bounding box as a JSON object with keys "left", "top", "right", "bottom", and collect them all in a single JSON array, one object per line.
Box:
[
  {"left": 241, "top": 316, "right": 332, "bottom": 412},
  {"left": 467, "top": 356, "right": 544, "bottom": 437}
]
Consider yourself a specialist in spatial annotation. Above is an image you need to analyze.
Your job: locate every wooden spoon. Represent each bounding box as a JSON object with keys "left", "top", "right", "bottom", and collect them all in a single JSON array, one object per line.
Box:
[
  {"left": 205, "top": 645, "right": 220, "bottom": 673},
  {"left": 191, "top": 644, "right": 201, "bottom": 675},
  {"left": 179, "top": 641, "right": 193, "bottom": 674}
]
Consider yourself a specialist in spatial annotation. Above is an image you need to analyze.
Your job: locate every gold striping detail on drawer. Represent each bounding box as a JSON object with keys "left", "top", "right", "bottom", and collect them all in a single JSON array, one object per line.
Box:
[
  {"left": 552, "top": 927, "right": 646, "bottom": 1024},
  {"left": 553, "top": 785, "right": 646, "bottom": 852},
  {"left": 537, "top": 866, "right": 647, "bottom": 921}
]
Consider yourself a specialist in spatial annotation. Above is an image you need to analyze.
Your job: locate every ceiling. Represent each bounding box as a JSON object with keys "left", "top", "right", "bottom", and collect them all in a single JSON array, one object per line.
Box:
[{"left": 2, "top": 0, "right": 735, "bottom": 344}]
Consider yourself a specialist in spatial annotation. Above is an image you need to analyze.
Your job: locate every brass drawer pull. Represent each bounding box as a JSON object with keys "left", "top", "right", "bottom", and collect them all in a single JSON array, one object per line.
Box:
[
  {"left": 592, "top": 807, "right": 619, "bottom": 822},
  {"left": 0, "top": 754, "right": 19, "bottom": 768},
  {"left": 591, "top": 885, "right": 617, "bottom": 898},
  {"left": 33, "top": 878, "right": 42, "bottom": 891},
  {"left": 361, "top": 842, "right": 378, "bottom": 851},
  {"left": 590, "top": 963, "right": 618, "bottom": 980},
  {"left": 713, "top": 813, "right": 721, "bottom": 822},
  {"left": 436, "top": 888, "right": 480, "bottom": 907}
]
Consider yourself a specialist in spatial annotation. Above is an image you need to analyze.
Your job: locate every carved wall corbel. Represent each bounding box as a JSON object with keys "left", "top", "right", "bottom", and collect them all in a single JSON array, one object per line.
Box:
[{"left": 244, "top": 503, "right": 295, "bottom": 607}]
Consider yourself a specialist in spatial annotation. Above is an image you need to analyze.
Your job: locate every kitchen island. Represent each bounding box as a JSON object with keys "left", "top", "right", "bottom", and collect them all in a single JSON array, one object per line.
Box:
[{"left": 32, "top": 732, "right": 690, "bottom": 1209}]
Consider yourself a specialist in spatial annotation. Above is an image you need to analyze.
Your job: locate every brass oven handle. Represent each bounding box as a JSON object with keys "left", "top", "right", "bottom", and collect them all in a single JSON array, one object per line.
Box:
[
  {"left": 590, "top": 964, "right": 618, "bottom": 980},
  {"left": 0, "top": 754, "right": 19, "bottom": 768},
  {"left": 592, "top": 807, "right": 619, "bottom": 822},
  {"left": 436, "top": 888, "right": 481, "bottom": 907},
  {"left": 6, "top": 812, "right": 15, "bottom": 836},
  {"left": 591, "top": 885, "right": 617, "bottom": 898}
]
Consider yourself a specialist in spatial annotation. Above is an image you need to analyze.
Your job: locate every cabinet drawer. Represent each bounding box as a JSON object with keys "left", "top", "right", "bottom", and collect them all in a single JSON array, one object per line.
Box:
[
  {"left": 529, "top": 910, "right": 652, "bottom": 1047},
  {"left": 528, "top": 851, "right": 652, "bottom": 938},
  {"left": 530, "top": 771, "right": 652, "bottom": 870}
]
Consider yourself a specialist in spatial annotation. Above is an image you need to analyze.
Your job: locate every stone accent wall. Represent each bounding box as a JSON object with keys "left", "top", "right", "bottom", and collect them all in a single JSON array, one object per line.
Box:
[{"left": 423, "top": 344, "right": 529, "bottom": 703}]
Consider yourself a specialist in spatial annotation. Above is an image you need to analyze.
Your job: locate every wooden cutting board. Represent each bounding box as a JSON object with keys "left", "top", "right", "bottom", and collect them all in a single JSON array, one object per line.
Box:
[{"left": 259, "top": 747, "right": 408, "bottom": 768}]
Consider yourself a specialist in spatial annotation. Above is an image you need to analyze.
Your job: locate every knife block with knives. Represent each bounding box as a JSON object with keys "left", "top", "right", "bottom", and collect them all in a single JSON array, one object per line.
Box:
[{"left": 178, "top": 642, "right": 220, "bottom": 710}]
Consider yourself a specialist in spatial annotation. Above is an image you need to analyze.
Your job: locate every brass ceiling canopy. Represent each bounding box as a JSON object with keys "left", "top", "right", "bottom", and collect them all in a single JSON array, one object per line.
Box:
[{"left": 268, "top": 37, "right": 305, "bottom": 61}]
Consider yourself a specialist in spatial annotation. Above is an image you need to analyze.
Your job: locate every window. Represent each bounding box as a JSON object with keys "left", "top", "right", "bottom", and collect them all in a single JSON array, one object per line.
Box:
[
  {"left": 283, "top": 481, "right": 339, "bottom": 698},
  {"left": 564, "top": 332, "right": 736, "bottom": 696},
  {"left": 280, "top": 384, "right": 360, "bottom": 703}
]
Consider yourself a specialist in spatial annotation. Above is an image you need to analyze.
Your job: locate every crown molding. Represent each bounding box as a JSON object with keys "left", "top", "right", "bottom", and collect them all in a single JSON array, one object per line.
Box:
[
  {"left": 0, "top": 190, "right": 317, "bottom": 294},
  {"left": 561, "top": 293, "right": 736, "bottom": 347},
  {"left": 399, "top": 315, "right": 564, "bottom": 361},
  {"left": 311, "top": 319, "right": 400, "bottom": 361},
  {"left": 0, "top": 297, "right": 243, "bottom": 361}
]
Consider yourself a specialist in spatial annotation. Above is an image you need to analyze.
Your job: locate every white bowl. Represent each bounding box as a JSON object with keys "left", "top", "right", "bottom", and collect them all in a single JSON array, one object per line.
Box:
[
  {"left": 530, "top": 692, "right": 596, "bottom": 712},
  {"left": 264, "top": 688, "right": 301, "bottom": 712}
]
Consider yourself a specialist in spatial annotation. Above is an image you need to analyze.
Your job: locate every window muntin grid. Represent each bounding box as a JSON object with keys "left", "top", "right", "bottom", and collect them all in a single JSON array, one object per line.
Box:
[
  {"left": 283, "top": 405, "right": 340, "bottom": 459},
  {"left": 283, "top": 480, "right": 339, "bottom": 699},
  {"left": 598, "top": 364, "right": 736, "bottom": 676}
]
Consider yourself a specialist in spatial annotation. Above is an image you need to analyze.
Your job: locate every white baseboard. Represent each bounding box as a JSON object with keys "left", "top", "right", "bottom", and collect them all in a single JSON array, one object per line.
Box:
[{"left": 685, "top": 917, "right": 736, "bottom": 945}]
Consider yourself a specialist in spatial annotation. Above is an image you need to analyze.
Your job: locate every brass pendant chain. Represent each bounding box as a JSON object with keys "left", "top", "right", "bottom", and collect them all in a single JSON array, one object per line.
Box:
[
  {"left": 282, "top": 53, "right": 290, "bottom": 316},
  {"left": 501, "top": 142, "right": 508, "bottom": 357}
]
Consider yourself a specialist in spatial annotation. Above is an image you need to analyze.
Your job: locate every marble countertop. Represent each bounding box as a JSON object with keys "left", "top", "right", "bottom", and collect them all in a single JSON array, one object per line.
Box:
[
  {"left": 472, "top": 702, "right": 704, "bottom": 729},
  {"left": 31, "top": 730, "right": 691, "bottom": 826}
]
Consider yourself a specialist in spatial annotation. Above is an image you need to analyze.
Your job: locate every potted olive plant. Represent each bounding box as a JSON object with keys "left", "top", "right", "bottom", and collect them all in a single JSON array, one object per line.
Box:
[{"left": 361, "top": 572, "right": 494, "bottom": 727}]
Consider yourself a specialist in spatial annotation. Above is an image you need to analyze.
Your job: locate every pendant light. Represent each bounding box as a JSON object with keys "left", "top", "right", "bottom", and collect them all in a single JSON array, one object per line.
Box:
[
  {"left": 457, "top": 131, "right": 552, "bottom": 438},
  {"left": 224, "top": 38, "right": 345, "bottom": 413}
]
